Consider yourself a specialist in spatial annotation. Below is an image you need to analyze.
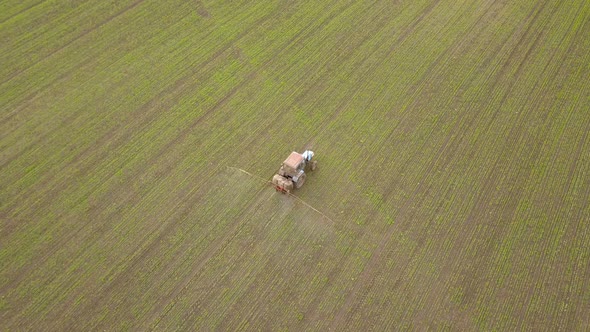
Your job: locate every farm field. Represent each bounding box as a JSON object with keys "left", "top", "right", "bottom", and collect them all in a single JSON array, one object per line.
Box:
[{"left": 1, "top": 0, "right": 590, "bottom": 330}]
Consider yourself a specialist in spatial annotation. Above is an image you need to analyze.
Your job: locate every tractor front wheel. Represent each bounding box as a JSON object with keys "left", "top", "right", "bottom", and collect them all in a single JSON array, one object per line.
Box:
[{"left": 310, "top": 160, "right": 317, "bottom": 171}]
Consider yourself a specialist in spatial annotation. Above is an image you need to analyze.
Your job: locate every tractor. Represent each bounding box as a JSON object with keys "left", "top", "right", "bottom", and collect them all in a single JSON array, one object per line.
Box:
[{"left": 272, "top": 150, "right": 317, "bottom": 193}]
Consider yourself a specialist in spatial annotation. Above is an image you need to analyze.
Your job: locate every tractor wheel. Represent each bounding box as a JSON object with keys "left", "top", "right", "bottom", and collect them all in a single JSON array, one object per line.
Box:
[
  {"left": 295, "top": 173, "right": 306, "bottom": 188},
  {"left": 310, "top": 160, "right": 317, "bottom": 171}
]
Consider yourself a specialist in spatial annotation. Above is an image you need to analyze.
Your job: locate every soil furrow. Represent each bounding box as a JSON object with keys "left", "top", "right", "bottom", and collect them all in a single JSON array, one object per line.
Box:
[
  {"left": 0, "top": 0, "right": 146, "bottom": 87},
  {"left": 0, "top": 0, "right": 48, "bottom": 25}
]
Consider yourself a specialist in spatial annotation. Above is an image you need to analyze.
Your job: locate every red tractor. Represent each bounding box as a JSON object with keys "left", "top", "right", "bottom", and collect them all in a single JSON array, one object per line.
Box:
[{"left": 271, "top": 150, "right": 317, "bottom": 194}]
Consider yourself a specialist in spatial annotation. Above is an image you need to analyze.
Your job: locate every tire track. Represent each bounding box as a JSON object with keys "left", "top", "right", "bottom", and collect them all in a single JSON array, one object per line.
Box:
[
  {"left": 0, "top": 1, "right": 194, "bottom": 128},
  {"left": 79, "top": 182, "right": 272, "bottom": 331},
  {"left": 0, "top": 0, "right": 48, "bottom": 25},
  {"left": 239, "top": 1, "right": 389, "bottom": 153},
  {"left": 0, "top": 0, "right": 146, "bottom": 87},
  {"left": 146, "top": 0, "right": 359, "bottom": 164},
  {"left": 83, "top": 0, "right": 352, "bottom": 298},
  {"left": 0, "top": 0, "right": 320, "bottom": 176},
  {"left": 314, "top": 0, "right": 444, "bottom": 143},
  {"left": 302, "top": 0, "right": 461, "bottom": 322},
  {"left": 516, "top": 9, "right": 590, "bottom": 324},
  {"left": 554, "top": 4, "right": 590, "bottom": 210},
  {"left": 142, "top": 2, "right": 398, "bottom": 324},
  {"left": 0, "top": 4, "right": 276, "bottom": 215},
  {"left": 2, "top": 1, "right": 345, "bottom": 323},
  {"left": 310, "top": 12, "right": 419, "bottom": 144},
  {"left": 428, "top": 0, "right": 573, "bottom": 321},
  {"left": 150, "top": 191, "right": 295, "bottom": 330},
  {"left": 74, "top": 1, "right": 360, "bottom": 322},
  {"left": 0, "top": 54, "right": 247, "bottom": 319},
  {"left": 1, "top": 2, "right": 271, "bottom": 158},
  {"left": 0, "top": 2, "right": 281, "bottom": 304},
  {"left": 0, "top": 64, "right": 201, "bottom": 292},
  {"left": 494, "top": 1, "right": 557, "bottom": 108},
  {"left": 475, "top": 0, "right": 552, "bottom": 135},
  {"left": 0, "top": 0, "right": 189, "bottom": 145},
  {"left": 307, "top": 0, "right": 496, "bottom": 326},
  {"left": 325, "top": 0, "right": 560, "bottom": 327}
]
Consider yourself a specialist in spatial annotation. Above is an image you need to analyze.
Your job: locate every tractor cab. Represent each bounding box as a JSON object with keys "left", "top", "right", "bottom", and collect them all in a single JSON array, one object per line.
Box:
[{"left": 281, "top": 152, "right": 305, "bottom": 176}]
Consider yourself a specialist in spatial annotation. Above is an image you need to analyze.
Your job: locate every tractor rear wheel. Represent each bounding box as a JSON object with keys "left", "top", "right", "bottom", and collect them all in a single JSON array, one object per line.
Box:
[{"left": 295, "top": 173, "right": 306, "bottom": 188}]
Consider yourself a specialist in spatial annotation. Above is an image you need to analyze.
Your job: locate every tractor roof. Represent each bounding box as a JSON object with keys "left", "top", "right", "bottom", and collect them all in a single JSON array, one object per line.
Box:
[{"left": 283, "top": 152, "right": 304, "bottom": 169}]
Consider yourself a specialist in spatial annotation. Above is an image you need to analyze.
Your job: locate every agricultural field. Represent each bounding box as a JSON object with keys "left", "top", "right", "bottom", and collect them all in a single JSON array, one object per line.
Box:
[{"left": 1, "top": 0, "right": 589, "bottom": 330}]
